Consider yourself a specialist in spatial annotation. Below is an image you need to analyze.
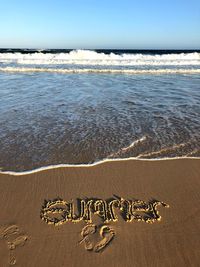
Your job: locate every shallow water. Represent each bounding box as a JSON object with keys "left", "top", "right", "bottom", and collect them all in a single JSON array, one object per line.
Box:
[{"left": 0, "top": 50, "right": 200, "bottom": 171}]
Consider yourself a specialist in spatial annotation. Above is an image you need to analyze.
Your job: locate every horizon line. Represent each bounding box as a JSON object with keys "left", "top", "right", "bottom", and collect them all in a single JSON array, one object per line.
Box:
[{"left": 0, "top": 47, "right": 200, "bottom": 51}]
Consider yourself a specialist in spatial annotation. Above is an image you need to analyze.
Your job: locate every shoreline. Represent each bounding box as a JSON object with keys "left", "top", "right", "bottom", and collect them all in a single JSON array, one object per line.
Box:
[{"left": 0, "top": 156, "right": 199, "bottom": 176}]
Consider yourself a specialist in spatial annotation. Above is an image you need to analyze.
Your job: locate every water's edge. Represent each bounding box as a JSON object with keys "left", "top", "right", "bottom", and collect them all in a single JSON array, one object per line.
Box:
[{"left": 0, "top": 156, "right": 199, "bottom": 176}]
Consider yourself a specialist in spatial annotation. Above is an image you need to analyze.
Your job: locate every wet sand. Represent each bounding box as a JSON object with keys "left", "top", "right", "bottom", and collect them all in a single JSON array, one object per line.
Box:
[{"left": 0, "top": 158, "right": 200, "bottom": 267}]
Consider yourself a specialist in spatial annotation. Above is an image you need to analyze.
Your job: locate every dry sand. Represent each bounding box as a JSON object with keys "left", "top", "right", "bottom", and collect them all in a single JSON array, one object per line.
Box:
[{"left": 0, "top": 158, "right": 199, "bottom": 267}]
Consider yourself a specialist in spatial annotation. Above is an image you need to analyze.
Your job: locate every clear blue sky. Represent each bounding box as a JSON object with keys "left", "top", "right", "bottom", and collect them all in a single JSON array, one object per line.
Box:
[{"left": 0, "top": 0, "right": 199, "bottom": 49}]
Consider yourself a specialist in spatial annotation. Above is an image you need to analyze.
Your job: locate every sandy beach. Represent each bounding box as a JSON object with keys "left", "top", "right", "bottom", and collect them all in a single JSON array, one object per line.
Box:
[{"left": 0, "top": 158, "right": 199, "bottom": 267}]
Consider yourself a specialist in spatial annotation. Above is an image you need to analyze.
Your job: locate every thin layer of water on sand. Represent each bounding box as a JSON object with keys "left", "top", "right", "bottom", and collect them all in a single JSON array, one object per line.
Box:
[{"left": 0, "top": 70, "right": 199, "bottom": 171}]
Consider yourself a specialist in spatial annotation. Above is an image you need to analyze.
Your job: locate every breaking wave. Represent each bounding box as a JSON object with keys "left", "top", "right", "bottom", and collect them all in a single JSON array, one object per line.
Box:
[{"left": 0, "top": 49, "right": 200, "bottom": 66}]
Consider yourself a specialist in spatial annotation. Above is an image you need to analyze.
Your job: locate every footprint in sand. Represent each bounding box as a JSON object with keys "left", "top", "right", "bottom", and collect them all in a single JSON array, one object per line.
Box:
[
  {"left": 93, "top": 225, "right": 115, "bottom": 252},
  {"left": 80, "top": 224, "right": 115, "bottom": 253},
  {"left": 0, "top": 225, "right": 28, "bottom": 266},
  {"left": 80, "top": 224, "right": 96, "bottom": 251}
]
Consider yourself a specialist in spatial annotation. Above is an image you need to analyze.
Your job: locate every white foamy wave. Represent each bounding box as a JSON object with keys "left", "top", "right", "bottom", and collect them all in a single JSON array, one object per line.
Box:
[
  {"left": 0, "top": 50, "right": 200, "bottom": 66},
  {"left": 108, "top": 136, "right": 147, "bottom": 158},
  {"left": 0, "top": 66, "right": 200, "bottom": 74}
]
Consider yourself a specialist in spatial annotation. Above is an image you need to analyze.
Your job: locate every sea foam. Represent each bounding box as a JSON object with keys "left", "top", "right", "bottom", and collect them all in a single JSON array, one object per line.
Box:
[
  {"left": 0, "top": 49, "right": 200, "bottom": 66},
  {"left": 0, "top": 67, "right": 200, "bottom": 74}
]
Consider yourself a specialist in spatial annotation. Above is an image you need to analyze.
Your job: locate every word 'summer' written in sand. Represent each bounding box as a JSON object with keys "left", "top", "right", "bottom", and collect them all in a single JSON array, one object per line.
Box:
[
  {"left": 40, "top": 196, "right": 169, "bottom": 226},
  {"left": 40, "top": 196, "right": 169, "bottom": 253}
]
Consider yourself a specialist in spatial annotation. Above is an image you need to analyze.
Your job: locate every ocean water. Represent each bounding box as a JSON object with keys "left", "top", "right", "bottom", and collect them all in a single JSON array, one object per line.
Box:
[{"left": 0, "top": 49, "right": 200, "bottom": 171}]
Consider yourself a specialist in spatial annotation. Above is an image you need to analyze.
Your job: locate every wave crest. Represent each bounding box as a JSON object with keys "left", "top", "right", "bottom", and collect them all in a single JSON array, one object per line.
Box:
[{"left": 0, "top": 49, "right": 200, "bottom": 66}]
